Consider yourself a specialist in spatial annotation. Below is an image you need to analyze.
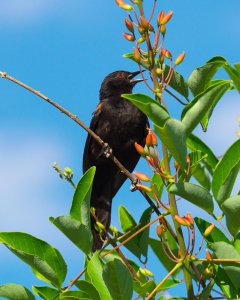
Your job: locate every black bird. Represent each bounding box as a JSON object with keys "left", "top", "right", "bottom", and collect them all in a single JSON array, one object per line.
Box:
[{"left": 83, "top": 70, "right": 148, "bottom": 251}]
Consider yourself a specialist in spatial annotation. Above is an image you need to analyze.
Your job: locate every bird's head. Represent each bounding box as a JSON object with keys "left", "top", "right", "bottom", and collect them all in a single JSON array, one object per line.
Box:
[{"left": 99, "top": 70, "right": 143, "bottom": 100}]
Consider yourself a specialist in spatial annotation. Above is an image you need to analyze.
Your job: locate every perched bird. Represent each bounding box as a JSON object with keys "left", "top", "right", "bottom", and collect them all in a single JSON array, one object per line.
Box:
[{"left": 83, "top": 70, "right": 148, "bottom": 251}]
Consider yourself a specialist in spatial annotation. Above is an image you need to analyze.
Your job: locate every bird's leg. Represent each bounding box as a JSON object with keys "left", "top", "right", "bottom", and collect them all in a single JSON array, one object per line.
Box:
[
  {"left": 103, "top": 143, "right": 112, "bottom": 158},
  {"left": 130, "top": 178, "right": 140, "bottom": 192}
]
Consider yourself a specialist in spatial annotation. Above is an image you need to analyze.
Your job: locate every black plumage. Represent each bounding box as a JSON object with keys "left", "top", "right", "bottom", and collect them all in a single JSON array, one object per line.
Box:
[{"left": 83, "top": 70, "right": 148, "bottom": 251}]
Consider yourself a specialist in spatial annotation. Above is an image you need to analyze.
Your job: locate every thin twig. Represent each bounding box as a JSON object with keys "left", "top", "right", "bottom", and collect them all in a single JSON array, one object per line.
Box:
[
  {"left": 164, "top": 88, "right": 188, "bottom": 105},
  {"left": 0, "top": 71, "right": 161, "bottom": 217}
]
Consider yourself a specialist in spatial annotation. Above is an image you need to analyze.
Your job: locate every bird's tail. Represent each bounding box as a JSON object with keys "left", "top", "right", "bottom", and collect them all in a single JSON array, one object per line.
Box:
[{"left": 91, "top": 194, "right": 112, "bottom": 252}]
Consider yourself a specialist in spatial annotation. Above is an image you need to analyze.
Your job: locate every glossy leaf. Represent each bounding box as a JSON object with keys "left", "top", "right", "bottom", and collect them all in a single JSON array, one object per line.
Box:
[
  {"left": 182, "top": 80, "right": 231, "bottom": 135},
  {"left": 32, "top": 286, "right": 59, "bottom": 300},
  {"left": 50, "top": 215, "right": 92, "bottom": 255},
  {"left": 133, "top": 280, "right": 156, "bottom": 298},
  {"left": 0, "top": 232, "right": 66, "bottom": 288},
  {"left": 212, "top": 139, "right": 240, "bottom": 206},
  {"left": 187, "top": 134, "right": 218, "bottom": 169},
  {"left": 224, "top": 64, "right": 240, "bottom": 93},
  {"left": 188, "top": 56, "right": 226, "bottom": 96},
  {"left": 119, "top": 205, "right": 137, "bottom": 233},
  {"left": 209, "top": 242, "right": 240, "bottom": 290},
  {"left": 86, "top": 253, "right": 112, "bottom": 300},
  {"left": 222, "top": 196, "right": 240, "bottom": 236},
  {"left": 194, "top": 217, "right": 229, "bottom": 244},
  {"left": 138, "top": 207, "right": 152, "bottom": 259},
  {"left": 59, "top": 290, "right": 90, "bottom": 299},
  {"left": 168, "top": 182, "right": 214, "bottom": 213},
  {"left": 163, "top": 64, "right": 189, "bottom": 98},
  {"left": 0, "top": 284, "right": 35, "bottom": 300},
  {"left": 122, "top": 93, "right": 170, "bottom": 127},
  {"left": 198, "top": 280, "right": 214, "bottom": 300},
  {"left": 214, "top": 267, "right": 238, "bottom": 299},
  {"left": 70, "top": 166, "right": 96, "bottom": 226},
  {"left": 154, "top": 119, "right": 187, "bottom": 169},
  {"left": 151, "top": 173, "right": 164, "bottom": 200},
  {"left": 75, "top": 280, "right": 101, "bottom": 300},
  {"left": 191, "top": 161, "right": 211, "bottom": 191},
  {"left": 103, "top": 259, "right": 133, "bottom": 300}
]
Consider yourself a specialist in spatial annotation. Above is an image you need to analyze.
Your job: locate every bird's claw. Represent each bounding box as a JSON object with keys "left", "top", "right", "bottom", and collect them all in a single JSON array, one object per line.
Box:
[
  {"left": 130, "top": 178, "right": 140, "bottom": 192},
  {"left": 103, "top": 143, "right": 112, "bottom": 158}
]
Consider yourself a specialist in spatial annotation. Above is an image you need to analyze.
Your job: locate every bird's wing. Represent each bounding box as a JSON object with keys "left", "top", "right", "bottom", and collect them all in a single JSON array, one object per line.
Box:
[{"left": 82, "top": 103, "right": 103, "bottom": 173}]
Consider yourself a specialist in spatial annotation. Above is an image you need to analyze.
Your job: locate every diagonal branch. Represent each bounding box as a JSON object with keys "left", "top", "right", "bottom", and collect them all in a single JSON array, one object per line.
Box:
[{"left": 0, "top": 71, "right": 161, "bottom": 216}]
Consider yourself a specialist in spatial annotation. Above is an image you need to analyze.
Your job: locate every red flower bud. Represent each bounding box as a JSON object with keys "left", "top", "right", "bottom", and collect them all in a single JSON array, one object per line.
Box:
[
  {"left": 125, "top": 18, "right": 134, "bottom": 33},
  {"left": 160, "top": 11, "right": 173, "bottom": 25},
  {"left": 150, "top": 130, "right": 158, "bottom": 146},
  {"left": 123, "top": 33, "right": 135, "bottom": 42},
  {"left": 140, "top": 16, "right": 149, "bottom": 30},
  {"left": 174, "top": 215, "right": 191, "bottom": 226},
  {"left": 146, "top": 130, "right": 153, "bottom": 147},
  {"left": 134, "top": 142, "right": 146, "bottom": 156},
  {"left": 134, "top": 171, "right": 150, "bottom": 182},
  {"left": 157, "top": 10, "right": 164, "bottom": 26},
  {"left": 161, "top": 48, "right": 172, "bottom": 59},
  {"left": 206, "top": 250, "right": 213, "bottom": 260},
  {"left": 175, "top": 52, "right": 186, "bottom": 66},
  {"left": 186, "top": 212, "right": 194, "bottom": 225},
  {"left": 136, "top": 183, "right": 152, "bottom": 193}
]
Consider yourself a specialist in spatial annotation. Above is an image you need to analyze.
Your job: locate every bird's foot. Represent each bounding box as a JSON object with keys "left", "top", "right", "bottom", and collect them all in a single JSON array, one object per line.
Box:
[
  {"left": 103, "top": 143, "right": 112, "bottom": 158},
  {"left": 130, "top": 178, "right": 140, "bottom": 192}
]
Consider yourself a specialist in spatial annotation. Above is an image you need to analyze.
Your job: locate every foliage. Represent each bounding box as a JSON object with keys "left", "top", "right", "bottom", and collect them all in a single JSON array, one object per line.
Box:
[{"left": 0, "top": 0, "right": 240, "bottom": 299}]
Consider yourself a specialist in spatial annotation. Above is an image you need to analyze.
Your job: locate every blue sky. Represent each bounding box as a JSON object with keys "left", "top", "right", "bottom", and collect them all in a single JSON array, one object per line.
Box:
[{"left": 0, "top": 0, "right": 239, "bottom": 298}]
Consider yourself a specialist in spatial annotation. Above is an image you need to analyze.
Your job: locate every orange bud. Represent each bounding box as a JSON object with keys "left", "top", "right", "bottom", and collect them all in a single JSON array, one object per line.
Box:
[
  {"left": 125, "top": 18, "right": 134, "bottom": 33},
  {"left": 203, "top": 224, "right": 215, "bottom": 237},
  {"left": 146, "top": 130, "right": 153, "bottom": 147},
  {"left": 123, "top": 33, "right": 135, "bottom": 42},
  {"left": 150, "top": 130, "right": 158, "bottom": 146},
  {"left": 134, "top": 142, "right": 146, "bottom": 156},
  {"left": 133, "top": 171, "right": 150, "bottom": 182},
  {"left": 140, "top": 16, "right": 149, "bottom": 30},
  {"left": 133, "top": 48, "right": 141, "bottom": 62},
  {"left": 175, "top": 52, "right": 186, "bottom": 66},
  {"left": 160, "top": 25, "right": 166, "bottom": 36},
  {"left": 174, "top": 215, "right": 191, "bottom": 226},
  {"left": 116, "top": 0, "right": 133, "bottom": 11},
  {"left": 157, "top": 10, "right": 164, "bottom": 26},
  {"left": 136, "top": 183, "right": 152, "bottom": 193},
  {"left": 115, "top": 0, "right": 124, "bottom": 5},
  {"left": 146, "top": 155, "right": 154, "bottom": 166},
  {"left": 206, "top": 250, "right": 213, "bottom": 260},
  {"left": 174, "top": 159, "right": 179, "bottom": 169},
  {"left": 156, "top": 224, "right": 163, "bottom": 237},
  {"left": 160, "top": 11, "right": 173, "bottom": 25},
  {"left": 186, "top": 212, "right": 194, "bottom": 225},
  {"left": 138, "top": 25, "right": 145, "bottom": 35},
  {"left": 161, "top": 48, "right": 172, "bottom": 59},
  {"left": 203, "top": 267, "right": 211, "bottom": 279}
]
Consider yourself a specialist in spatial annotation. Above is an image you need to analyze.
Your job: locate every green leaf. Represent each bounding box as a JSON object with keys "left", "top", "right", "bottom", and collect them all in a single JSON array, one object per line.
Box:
[
  {"left": 0, "top": 232, "right": 66, "bottom": 288},
  {"left": 168, "top": 182, "right": 214, "bottom": 213},
  {"left": 32, "top": 286, "right": 59, "bottom": 300},
  {"left": 182, "top": 80, "right": 231, "bottom": 135},
  {"left": 119, "top": 205, "right": 137, "bottom": 233},
  {"left": 212, "top": 139, "right": 240, "bottom": 206},
  {"left": 75, "top": 280, "right": 101, "bottom": 300},
  {"left": 194, "top": 217, "right": 229, "bottom": 244},
  {"left": 122, "top": 93, "right": 170, "bottom": 127},
  {"left": 187, "top": 134, "right": 218, "bottom": 169},
  {"left": 133, "top": 280, "right": 155, "bottom": 298},
  {"left": 154, "top": 119, "right": 187, "bottom": 169},
  {"left": 151, "top": 173, "right": 164, "bottom": 200},
  {"left": 191, "top": 161, "right": 211, "bottom": 191},
  {"left": 209, "top": 241, "right": 240, "bottom": 290},
  {"left": 50, "top": 215, "right": 92, "bottom": 255},
  {"left": 222, "top": 196, "right": 240, "bottom": 236},
  {"left": 188, "top": 56, "right": 226, "bottom": 96},
  {"left": 224, "top": 64, "right": 240, "bottom": 93},
  {"left": 102, "top": 259, "right": 133, "bottom": 300},
  {"left": 198, "top": 280, "right": 215, "bottom": 300},
  {"left": 214, "top": 267, "right": 238, "bottom": 299},
  {"left": 59, "top": 290, "right": 90, "bottom": 299},
  {"left": 0, "top": 284, "right": 35, "bottom": 300},
  {"left": 138, "top": 207, "right": 152, "bottom": 259},
  {"left": 86, "top": 253, "right": 112, "bottom": 300},
  {"left": 70, "top": 166, "right": 96, "bottom": 226},
  {"left": 149, "top": 237, "right": 179, "bottom": 273},
  {"left": 163, "top": 64, "right": 189, "bottom": 98}
]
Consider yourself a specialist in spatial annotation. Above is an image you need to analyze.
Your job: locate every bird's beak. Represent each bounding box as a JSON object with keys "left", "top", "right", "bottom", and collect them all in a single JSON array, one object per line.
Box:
[{"left": 128, "top": 70, "right": 145, "bottom": 84}]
